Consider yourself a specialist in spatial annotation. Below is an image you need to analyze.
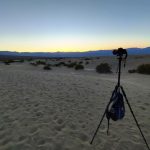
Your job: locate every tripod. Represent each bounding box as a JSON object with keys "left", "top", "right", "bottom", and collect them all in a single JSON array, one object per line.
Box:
[{"left": 90, "top": 48, "right": 150, "bottom": 150}]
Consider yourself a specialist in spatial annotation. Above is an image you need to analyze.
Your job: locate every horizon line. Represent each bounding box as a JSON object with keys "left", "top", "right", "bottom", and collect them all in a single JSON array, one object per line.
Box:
[{"left": 0, "top": 46, "right": 149, "bottom": 53}]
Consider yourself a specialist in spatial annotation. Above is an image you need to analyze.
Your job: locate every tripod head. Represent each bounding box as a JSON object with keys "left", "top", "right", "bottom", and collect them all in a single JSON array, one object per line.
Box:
[
  {"left": 113, "top": 48, "right": 128, "bottom": 60},
  {"left": 113, "top": 48, "right": 128, "bottom": 87}
]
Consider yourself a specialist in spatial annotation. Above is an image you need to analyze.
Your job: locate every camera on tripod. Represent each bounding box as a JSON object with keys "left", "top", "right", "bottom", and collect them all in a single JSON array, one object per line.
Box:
[
  {"left": 90, "top": 47, "right": 150, "bottom": 150},
  {"left": 113, "top": 48, "right": 128, "bottom": 59}
]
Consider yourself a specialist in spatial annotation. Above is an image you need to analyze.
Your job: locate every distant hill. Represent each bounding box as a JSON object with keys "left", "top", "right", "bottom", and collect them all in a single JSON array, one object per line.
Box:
[{"left": 0, "top": 47, "right": 150, "bottom": 58}]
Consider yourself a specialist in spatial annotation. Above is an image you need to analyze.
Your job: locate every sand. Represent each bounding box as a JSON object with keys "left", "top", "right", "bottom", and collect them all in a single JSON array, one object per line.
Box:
[{"left": 0, "top": 56, "right": 150, "bottom": 150}]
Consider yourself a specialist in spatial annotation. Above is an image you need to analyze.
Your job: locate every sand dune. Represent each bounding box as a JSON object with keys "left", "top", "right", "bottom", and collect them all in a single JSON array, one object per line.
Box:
[{"left": 0, "top": 56, "right": 150, "bottom": 150}]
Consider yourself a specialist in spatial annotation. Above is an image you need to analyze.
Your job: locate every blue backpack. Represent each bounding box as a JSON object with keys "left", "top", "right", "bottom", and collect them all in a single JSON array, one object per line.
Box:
[{"left": 106, "top": 90, "right": 125, "bottom": 134}]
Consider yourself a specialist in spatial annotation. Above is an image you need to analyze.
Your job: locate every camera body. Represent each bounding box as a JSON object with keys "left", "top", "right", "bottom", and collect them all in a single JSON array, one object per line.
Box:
[{"left": 113, "top": 48, "right": 127, "bottom": 59}]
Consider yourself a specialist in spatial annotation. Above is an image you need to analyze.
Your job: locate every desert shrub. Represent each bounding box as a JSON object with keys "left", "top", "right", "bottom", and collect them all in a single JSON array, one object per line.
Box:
[
  {"left": 27, "top": 58, "right": 33, "bottom": 61},
  {"left": 63, "top": 63, "right": 68, "bottom": 66},
  {"left": 96, "top": 63, "right": 112, "bottom": 73},
  {"left": 4, "top": 61, "right": 10, "bottom": 65},
  {"left": 55, "top": 63, "right": 61, "bottom": 67},
  {"left": 30, "top": 62, "right": 38, "bottom": 66},
  {"left": 75, "top": 64, "right": 84, "bottom": 70},
  {"left": 15, "top": 59, "right": 24, "bottom": 63},
  {"left": 36, "top": 60, "right": 46, "bottom": 65},
  {"left": 19, "top": 59, "right": 24, "bottom": 63},
  {"left": 84, "top": 58, "right": 91, "bottom": 60},
  {"left": 85, "top": 61, "right": 89, "bottom": 65},
  {"left": 137, "top": 64, "right": 150, "bottom": 74},
  {"left": 59, "top": 62, "right": 66, "bottom": 66},
  {"left": 66, "top": 62, "right": 77, "bottom": 68},
  {"left": 56, "top": 58, "right": 63, "bottom": 61},
  {"left": 61, "top": 62, "right": 65, "bottom": 65},
  {"left": 54, "top": 62, "right": 66, "bottom": 67},
  {"left": 43, "top": 64, "right": 51, "bottom": 70},
  {"left": 128, "top": 69, "right": 137, "bottom": 73},
  {"left": 3, "top": 60, "right": 14, "bottom": 65},
  {"left": 79, "top": 61, "right": 83, "bottom": 64}
]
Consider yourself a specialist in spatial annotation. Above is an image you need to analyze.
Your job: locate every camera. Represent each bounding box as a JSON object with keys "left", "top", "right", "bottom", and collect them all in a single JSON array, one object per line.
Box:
[{"left": 113, "top": 48, "right": 127, "bottom": 59}]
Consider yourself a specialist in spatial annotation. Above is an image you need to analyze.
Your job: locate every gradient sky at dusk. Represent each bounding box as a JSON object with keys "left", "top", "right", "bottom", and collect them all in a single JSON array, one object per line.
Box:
[{"left": 0, "top": 0, "right": 150, "bottom": 52}]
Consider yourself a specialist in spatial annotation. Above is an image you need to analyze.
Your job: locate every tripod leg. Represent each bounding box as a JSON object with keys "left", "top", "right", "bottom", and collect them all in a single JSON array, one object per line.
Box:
[
  {"left": 120, "top": 86, "right": 150, "bottom": 150},
  {"left": 90, "top": 110, "right": 106, "bottom": 144}
]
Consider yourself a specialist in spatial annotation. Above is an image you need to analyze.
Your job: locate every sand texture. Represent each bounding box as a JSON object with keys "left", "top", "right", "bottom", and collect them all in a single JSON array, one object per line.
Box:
[{"left": 0, "top": 55, "right": 150, "bottom": 150}]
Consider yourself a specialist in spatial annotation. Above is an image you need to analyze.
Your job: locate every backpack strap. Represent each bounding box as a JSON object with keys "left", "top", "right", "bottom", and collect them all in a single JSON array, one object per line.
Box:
[
  {"left": 107, "top": 115, "right": 110, "bottom": 135},
  {"left": 105, "top": 86, "right": 118, "bottom": 135}
]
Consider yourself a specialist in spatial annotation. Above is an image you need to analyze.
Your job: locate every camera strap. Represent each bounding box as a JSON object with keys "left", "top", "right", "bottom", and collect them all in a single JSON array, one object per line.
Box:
[
  {"left": 123, "top": 58, "right": 126, "bottom": 67},
  {"left": 116, "top": 56, "right": 127, "bottom": 73}
]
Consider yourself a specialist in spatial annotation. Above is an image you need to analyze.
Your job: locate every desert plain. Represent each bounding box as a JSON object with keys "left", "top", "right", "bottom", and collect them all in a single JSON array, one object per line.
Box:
[{"left": 0, "top": 55, "right": 150, "bottom": 150}]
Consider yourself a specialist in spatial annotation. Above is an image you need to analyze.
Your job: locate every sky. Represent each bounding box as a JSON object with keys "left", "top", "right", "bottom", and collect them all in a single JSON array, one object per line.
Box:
[{"left": 0, "top": 0, "right": 150, "bottom": 52}]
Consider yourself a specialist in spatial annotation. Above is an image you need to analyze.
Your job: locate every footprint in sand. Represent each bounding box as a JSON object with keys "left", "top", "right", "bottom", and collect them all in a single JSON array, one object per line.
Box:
[
  {"left": 144, "top": 102, "right": 150, "bottom": 106},
  {"left": 87, "top": 112, "right": 92, "bottom": 117},
  {"left": 37, "top": 139, "right": 46, "bottom": 145},
  {"left": 0, "top": 136, "right": 12, "bottom": 146},
  {"left": 78, "top": 132, "right": 89, "bottom": 142},
  {"left": 78, "top": 120, "right": 83, "bottom": 124},
  {"left": 53, "top": 142, "right": 63, "bottom": 150},
  {"left": 29, "top": 126, "right": 39, "bottom": 135},
  {"left": 54, "top": 123, "right": 66, "bottom": 132},
  {"left": 34, "top": 103, "right": 39, "bottom": 107},
  {"left": 0, "top": 126, "right": 5, "bottom": 132},
  {"left": 36, "top": 111, "right": 43, "bottom": 117},
  {"left": 4, "top": 143, "right": 32, "bottom": 150},
  {"left": 53, "top": 115, "right": 58, "bottom": 121},
  {"left": 56, "top": 118, "right": 64, "bottom": 125},
  {"left": 139, "top": 106, "right": 146, "bottom": 110},
  {"left": 81, "top": 124, "right": 86, "bottom": 129},
  {"left": 0, "top": 129, "right": 10, "bottom": 141},
  {"left": 18, "top": 135, "right": 27, "bottom": 142},
  {"left": 69, "top": 123, "right": 77, "bottom": 130}
]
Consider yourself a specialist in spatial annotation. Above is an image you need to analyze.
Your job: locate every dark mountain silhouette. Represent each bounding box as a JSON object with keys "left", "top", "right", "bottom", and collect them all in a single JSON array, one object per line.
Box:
[{"left": 0, "top": 47, "right": 150, "bottom": 58}]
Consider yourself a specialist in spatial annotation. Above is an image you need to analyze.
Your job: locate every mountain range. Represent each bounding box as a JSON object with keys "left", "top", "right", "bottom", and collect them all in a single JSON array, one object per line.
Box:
[{"left": 0, "top": 47, "right": 150, "bottom": 58}]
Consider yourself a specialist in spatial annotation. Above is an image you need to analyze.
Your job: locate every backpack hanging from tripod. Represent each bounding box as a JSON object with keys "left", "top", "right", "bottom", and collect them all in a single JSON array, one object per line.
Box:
[{"left": 90, "top": 48, "right": 150, "bottom": 150}]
